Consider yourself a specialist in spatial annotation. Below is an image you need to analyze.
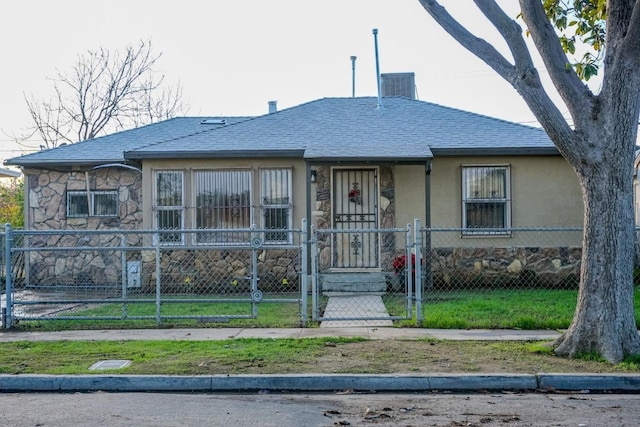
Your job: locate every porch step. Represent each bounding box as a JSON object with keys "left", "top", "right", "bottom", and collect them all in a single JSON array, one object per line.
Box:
[{"left": 320, "top": 272, "right": 387, "bottom": 293}]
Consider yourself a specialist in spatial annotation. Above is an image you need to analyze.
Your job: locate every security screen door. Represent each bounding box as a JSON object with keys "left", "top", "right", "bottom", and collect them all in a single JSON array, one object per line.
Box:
[{"left": 332, "top": 168, "right": 379, "bottom": 268}]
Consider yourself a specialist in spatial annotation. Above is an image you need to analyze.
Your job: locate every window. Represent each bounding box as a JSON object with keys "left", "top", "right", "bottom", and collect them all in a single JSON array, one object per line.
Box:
[
  {"left": 67, "top": 190, "right": 118, "bottom": 217},
  {"left": 462, "top": 166, "right": 511, "bottom": 233},
  {"left": 261, "top": 168, "right": 292, "bottom": 243},
  {"left": 195, "top": 170, "right": 252, "bottom": 243},
  {"left": 154, "top": 171, "right": 184, "bottom": 244}
]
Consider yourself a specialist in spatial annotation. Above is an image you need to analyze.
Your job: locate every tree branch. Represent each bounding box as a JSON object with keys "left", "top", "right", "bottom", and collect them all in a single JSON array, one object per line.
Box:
[
  {"left": 418, "top": 0, "right": 516, "bottom": 80},
  {"left": 518, "top": 1, "right": 593, "bottom": 117},
  {"left": 418, "top": 0, "right": 581, "bottom": 163}
]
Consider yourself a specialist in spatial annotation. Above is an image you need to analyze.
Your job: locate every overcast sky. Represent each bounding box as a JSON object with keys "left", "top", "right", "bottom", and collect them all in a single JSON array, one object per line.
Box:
[{"left": 1, "top": 0, "right": 585, "bottom": 164}]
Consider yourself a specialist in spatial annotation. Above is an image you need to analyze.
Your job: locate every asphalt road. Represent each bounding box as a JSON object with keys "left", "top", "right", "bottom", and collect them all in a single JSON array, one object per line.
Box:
[{"left": 0, "top": 391, "right": 638, "bottom": 426}]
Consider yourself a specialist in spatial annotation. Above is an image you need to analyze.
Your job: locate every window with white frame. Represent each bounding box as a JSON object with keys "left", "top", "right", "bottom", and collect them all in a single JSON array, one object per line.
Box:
[
  {"left": 462, "top": 165, "right": 511, "bottom": 233},
  {"left": 67, "top": 190, "right": 118, "bottom": 218},
  {"left": 154, "top": 171, "right": 184, "bottom": 244},
  {"left": 260, "top": 168, "right": 292, "bottom": 243},
  {"left": 195, "top": 170, "right": 252, "bottom": 243}
]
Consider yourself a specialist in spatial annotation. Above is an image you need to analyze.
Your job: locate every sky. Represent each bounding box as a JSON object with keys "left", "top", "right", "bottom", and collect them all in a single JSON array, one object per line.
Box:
[{"left": 0, "top": 0, "right": 585, "bottom": 166}]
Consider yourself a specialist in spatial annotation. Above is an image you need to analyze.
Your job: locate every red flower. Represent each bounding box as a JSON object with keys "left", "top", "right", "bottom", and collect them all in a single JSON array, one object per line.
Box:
[{"left": 393, "top": 254, "right": 416, "bottom": 275}]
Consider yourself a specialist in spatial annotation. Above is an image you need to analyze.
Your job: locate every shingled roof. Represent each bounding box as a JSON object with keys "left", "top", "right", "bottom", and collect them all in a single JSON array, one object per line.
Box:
[
  {"left": 5, "top": 116, "right": 250, "bottom": 167},
  {"left": 6, "top": 97, "right": 557, "bottom": 168}
]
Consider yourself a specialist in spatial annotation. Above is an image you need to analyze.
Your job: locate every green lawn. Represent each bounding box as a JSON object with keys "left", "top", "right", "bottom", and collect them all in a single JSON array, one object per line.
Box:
[
  {"left": 11, "top": 287, "right": 640, "bottom": 331},
  {"left": 420, "top": 289, "right": 580, "bottom": 329}
]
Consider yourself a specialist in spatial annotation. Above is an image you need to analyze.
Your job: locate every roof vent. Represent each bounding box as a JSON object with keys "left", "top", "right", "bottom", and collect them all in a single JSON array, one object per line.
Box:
[
  {"left": 200, "top": 119, "right": 227, "bottom": 125},
  {"left": 268, "top": 100, "right": 278, "bottom": 114},
  {"left": 381, "top": 72, "right": 416, "bottom": 99}
]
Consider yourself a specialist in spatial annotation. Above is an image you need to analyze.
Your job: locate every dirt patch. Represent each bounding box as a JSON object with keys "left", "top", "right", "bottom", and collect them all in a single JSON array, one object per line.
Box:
[
  {"left": 190, "top": 339, "right": 635, "bottom": 375},
  {"left": 310, "top": 340, "right": 621, "bottom": 375}
]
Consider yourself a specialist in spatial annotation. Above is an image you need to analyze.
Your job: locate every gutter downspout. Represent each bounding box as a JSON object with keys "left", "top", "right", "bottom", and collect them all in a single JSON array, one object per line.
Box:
[
  {"left": 85, "top": 171, "right": 93, "bottom": 216},
  {"left": 424, "top": 160, "right": 433, "bottom": 293}
]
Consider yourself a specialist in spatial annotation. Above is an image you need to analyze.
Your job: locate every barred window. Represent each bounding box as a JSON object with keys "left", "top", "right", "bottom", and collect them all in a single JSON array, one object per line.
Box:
[
  {"left": 195, "top": 170, "right": 252, "bottom": 243},
  {"left": 462, "top": 166, "right": 511, "bottom": 233},
  {"left": 261, "top": 168, "right": 292, "bottom": 243},
  {"left": 67, "top": 190, "right": 118, "bottom": 217},
  {"left": 154, "top": 171, "right": 184, "bottom": 244}
]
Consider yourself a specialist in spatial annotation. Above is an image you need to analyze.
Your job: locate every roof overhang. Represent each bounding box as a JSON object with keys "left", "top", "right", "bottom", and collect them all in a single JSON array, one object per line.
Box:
[
  {"left": 430, "top": 147, "right": 560, "bottom": 156},
  {"left": 124, "top": 149, "right": 306, "bottom": 160}
]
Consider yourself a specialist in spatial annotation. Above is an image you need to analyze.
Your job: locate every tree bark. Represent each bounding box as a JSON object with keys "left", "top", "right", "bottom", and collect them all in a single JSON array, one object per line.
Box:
[{"left": 419, "top": 0, "right": 640, "bottom": 362}]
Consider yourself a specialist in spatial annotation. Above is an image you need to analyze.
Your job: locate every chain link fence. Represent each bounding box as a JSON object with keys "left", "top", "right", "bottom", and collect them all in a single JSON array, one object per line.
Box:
[
  {"left": 4, "top": 223, "right": 640, "bottom": 330},
  {"left": 2, "top": 226, "right": 307, "bottom": 328},
  {"left": 419, "top": 227, "right": 584, "bottom": 295}
]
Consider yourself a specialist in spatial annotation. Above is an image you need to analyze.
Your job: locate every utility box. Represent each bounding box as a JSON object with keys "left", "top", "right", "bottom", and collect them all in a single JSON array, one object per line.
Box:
[{"left": 127, "top": 261, "right": 141, "bottom": 288}]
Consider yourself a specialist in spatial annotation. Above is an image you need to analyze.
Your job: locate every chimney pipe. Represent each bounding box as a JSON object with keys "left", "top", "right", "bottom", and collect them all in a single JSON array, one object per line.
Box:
[
  {"left": 373, "top": 29, "right": 384, "bottom": 110},
  {"left": 268, "top": 100, "right": 277, "bottom": 114},
  {"left": 350, "top": 55, "right": 357, "bottom": 98}
]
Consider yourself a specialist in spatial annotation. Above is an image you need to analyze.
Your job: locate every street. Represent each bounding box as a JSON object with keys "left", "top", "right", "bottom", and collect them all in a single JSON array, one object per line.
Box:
[{"left": 0, "top": 391, "right": 638, "bottom": 426}]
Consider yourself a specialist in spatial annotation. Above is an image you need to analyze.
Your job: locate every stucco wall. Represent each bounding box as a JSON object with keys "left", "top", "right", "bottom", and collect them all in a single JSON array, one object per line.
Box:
[{"left": 429, "top": 155, "right": 583, "bottom": 229}]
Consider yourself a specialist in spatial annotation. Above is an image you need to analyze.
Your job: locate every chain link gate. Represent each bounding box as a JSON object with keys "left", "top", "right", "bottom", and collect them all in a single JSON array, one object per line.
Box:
[
  {"left": 2, "top": 223, "right": 308, "bottom": 329},
  {"left": 311, "top": 225, "right": 419, "bottom": 325}
]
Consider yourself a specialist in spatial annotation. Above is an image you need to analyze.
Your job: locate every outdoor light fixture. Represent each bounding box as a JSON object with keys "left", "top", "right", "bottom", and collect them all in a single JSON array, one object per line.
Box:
[{"left": 310, "top": 170, "right": 317, "bottom": 183}]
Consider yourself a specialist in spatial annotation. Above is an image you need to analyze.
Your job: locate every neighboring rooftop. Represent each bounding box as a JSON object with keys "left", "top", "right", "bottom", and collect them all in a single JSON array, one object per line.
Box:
[{"left": 0, "top": 167, "right": 21, "bottom": 178}]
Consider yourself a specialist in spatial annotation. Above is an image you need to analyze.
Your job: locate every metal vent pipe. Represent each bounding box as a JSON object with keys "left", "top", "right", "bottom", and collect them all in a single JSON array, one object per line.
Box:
[
  {"left": 373, "top": 29, "right": 384, "bottom": 109},
  {"left": 350, "top": 55, "right": 357, "bottom": 98}
]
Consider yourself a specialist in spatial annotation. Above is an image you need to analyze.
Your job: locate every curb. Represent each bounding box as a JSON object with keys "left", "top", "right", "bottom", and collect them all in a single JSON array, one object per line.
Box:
[{"left": 2, "top": 373, "right": 640, "bottom": 393}]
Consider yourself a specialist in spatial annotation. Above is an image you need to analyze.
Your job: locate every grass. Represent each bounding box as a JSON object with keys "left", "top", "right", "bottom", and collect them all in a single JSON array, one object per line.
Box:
[
  {"left": 0, "top": 337, "right": 364, "bottom": 375},
  {"left": 1, "top": 337, "right": 639, "bottom": 375},
  {"left": 11, "top": 287, "right": 640, "bottom": 331},
  {"left": 15, "top": 300, "right": 306, "bottom": 331},
  {"left": 421, "top": 289, "right": 580, "bottom": 329}
]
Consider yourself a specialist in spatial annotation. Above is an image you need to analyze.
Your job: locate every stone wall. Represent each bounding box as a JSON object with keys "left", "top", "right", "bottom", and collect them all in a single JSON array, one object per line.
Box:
[
  {"left": 140, "top": 248, "right": 302, "bottom": 294},
  {"left": 24, "top": 167, "right": 143, "bottom": 288},
  {"left": 427, "top": 246, "right": 582, "bottom": 289}
]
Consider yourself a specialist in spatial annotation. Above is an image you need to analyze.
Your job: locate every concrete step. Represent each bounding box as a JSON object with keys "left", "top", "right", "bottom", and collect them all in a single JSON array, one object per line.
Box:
[{"left": 320, "top": 272, "right": 387, "bottom": 293}]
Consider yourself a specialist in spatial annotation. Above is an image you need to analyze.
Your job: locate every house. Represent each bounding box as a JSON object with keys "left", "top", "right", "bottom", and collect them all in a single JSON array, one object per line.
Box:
[
  {"left": 5, "top": 79, "right": 584, "bottom": 290},
  {"left": 0, "top": 166, "right": 21, "bottom": 185}
]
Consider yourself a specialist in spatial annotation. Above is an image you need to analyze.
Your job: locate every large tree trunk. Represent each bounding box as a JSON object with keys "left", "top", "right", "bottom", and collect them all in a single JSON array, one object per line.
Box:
[
  {"left": 418, "top": 0, "right": 640, "bottom": 363},
  {"left": 554, "top": 139, "right": 640, "bottom": 361}
]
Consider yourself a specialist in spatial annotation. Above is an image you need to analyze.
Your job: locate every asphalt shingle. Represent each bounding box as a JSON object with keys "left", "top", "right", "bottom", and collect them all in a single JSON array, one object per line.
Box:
[{"left": 6, "top": 97, "right": 556, "bottom": 167}]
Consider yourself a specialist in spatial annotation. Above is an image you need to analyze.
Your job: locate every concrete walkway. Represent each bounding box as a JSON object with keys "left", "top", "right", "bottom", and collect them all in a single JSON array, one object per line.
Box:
[
  {"left": 1, "top": 327, "right": 640, "bottom": 394},
  {"left": 320, "top": 294, "right": 393, "bottom": 327}
]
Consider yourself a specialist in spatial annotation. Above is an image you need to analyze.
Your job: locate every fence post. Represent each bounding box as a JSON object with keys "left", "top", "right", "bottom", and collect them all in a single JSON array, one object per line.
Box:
[
  {"left": 3, "top": 223, "right": 13, "bottom": 329},
  {"left": 120, "top": 234, "right": 128, "bottom": 319},
  {"left": 300, "top": 219, "right": 308, "bottom": 327},
  {"left": 310, "top": 225, "right": 319, "bottom": 322},
  {"left": 405, "top": 224, "right": 413, "bottom": 320},
  {"left": 414, "top": 218, "right": 424, "bottom": 326},
  {"left": 154, "top": 232, "right": 161, "bottom": 326}
]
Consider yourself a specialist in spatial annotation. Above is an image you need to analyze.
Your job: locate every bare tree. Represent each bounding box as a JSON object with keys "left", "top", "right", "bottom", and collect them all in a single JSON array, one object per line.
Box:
[
  {"left": 418, "top": 0, "right": 640, "bottom": 362},
  {"left": 24, "top": 40, "right": 188, "bottom": 149}
]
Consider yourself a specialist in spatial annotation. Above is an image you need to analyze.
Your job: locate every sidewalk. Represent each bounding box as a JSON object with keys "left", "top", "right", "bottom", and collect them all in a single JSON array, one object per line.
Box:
[
  {"left": 2, "top": 327, "right": 640, "bottom": 394},
  {"left": 0, "top": 326, "right": 563, "bottom": 342}
]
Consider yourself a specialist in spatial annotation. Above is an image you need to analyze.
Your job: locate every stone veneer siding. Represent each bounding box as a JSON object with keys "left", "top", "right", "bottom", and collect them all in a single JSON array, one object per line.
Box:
[
  {"left": 24, "top": 167, "right": 143, "bottom": 288},
  {"left": 426, "top": 246, "right": 582, "bottom": 289}
]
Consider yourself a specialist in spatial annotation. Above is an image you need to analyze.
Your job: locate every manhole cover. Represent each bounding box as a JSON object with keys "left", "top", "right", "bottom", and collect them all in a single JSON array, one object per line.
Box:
[{"left": 89, "top": 360, "right": 132, "bottom": 370}]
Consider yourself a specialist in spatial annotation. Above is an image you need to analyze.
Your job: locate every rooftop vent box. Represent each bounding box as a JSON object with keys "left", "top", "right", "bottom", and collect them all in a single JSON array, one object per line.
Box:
[
  {"left": 201, "top": 119, "right": 227, "bottom": 125},
  {"left": 381, "top": 72, "right": 415, "bottom": 99}
]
